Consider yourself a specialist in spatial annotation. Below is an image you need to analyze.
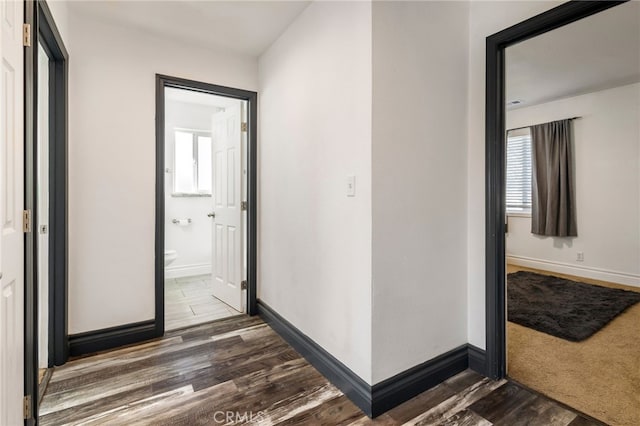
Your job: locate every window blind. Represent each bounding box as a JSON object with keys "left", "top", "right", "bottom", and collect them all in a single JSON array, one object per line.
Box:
[{"left": 506, "top": 131, "right": 532, "bottom": 212}]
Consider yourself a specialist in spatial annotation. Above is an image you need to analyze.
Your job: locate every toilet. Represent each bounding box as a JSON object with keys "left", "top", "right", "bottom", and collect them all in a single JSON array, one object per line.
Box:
[{"left": 164, "top": 249, "right": 178, "bottom": 267}]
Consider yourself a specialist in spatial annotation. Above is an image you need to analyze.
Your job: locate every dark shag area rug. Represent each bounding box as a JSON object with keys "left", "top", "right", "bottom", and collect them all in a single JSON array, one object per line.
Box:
[{"left": 507, "top": 271, "right": 640, "bottom": 341}]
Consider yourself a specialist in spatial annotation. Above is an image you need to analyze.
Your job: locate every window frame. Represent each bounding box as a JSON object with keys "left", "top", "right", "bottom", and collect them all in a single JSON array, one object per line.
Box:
[{"left": 171, "top": 128, "right": 213, "bottom": 197}]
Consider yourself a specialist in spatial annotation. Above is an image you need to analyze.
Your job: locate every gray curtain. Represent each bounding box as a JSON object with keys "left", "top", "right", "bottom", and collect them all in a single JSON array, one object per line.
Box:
[{"left": 531, "top": 119, "right": 577, "bottom": 237}]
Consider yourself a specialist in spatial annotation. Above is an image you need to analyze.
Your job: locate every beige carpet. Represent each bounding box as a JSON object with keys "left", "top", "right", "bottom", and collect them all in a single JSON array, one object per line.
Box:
[{"left": 507, "top": 265, "right": 640, "bottom": 426}]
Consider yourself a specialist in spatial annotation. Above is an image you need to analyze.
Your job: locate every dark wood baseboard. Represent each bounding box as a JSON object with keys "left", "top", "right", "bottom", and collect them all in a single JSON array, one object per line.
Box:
[
  {"left": 257, "top": 301, "right": 373, "bottom": 415},
  {"left": 371, "top": 344, "right": 469, "bottom": 417},
  {"left": 68, "top": 320, "right": 158, "bottom": 357},
  {"left": 258, "top": 300, "right": 485, "bottom": 417},
  {"left": 468, "top": 344, "right": 487, "bottom": 376}
]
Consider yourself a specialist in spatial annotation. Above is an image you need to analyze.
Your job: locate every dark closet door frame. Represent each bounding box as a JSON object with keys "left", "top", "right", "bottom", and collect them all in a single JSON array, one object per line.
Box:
[
  {"left": 24, "top": 0, "right": 69, "bottom": 423},
  {"left": 38, "top": 0, "right": 69, "bottom": 369},
  {"left": 484, "top": 0, "right": 628, "bottom": 379},
  {"left": 155, "top": 75, "right": 258, "bottom": 336}
]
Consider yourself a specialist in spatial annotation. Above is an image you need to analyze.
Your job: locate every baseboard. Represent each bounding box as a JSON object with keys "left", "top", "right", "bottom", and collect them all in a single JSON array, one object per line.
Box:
[
  {"left": 467, "top": 344, "right": 487, "bottom": 376},
  {"left": 257, "top": 300, "right": 483, "bottom": 417},
  {"left": 371, "top": 344, "right": 469, "bottom": 417},
  {"left": 38, "top": 368, "right": 53, "bottom": 406},
  {"left": 165, "top": 263, "right": 211, "bottom": 279},
  {"left": 257, "top": 301, "right": 372, "bottom": 415},
  {"left": 69, "top": 320, "right": 159, "bottom": 357},
  {"left": 507, "top": 255, "right": 640, "bottom": 287}
]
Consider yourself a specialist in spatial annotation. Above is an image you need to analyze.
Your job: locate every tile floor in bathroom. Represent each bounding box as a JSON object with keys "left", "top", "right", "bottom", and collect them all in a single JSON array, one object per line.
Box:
[{"left": 165, "top": 274, "right": 241, "bottom": 331}]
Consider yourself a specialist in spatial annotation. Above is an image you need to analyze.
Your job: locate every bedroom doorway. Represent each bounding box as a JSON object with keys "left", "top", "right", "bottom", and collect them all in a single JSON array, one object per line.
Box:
[{"left": 488, "top": 1, "right": 639, "bottom": 425}]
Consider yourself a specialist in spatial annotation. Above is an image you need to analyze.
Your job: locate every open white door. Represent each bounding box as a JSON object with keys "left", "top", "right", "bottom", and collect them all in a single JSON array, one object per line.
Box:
[
  {"left": 1, "top": 1, "right": 25, "bottom": 424},
  {"left": 210, "top": 105, "right": 244, "bottom": 312}
]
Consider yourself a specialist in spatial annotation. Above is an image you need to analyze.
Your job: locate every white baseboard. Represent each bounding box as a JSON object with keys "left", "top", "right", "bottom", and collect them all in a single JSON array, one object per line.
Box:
[
  {"left": 507, "top": 255, "right": 640, "bottom": 287},
  {"left": 165, "top": 263, "right": 211, "bottom": 279}
]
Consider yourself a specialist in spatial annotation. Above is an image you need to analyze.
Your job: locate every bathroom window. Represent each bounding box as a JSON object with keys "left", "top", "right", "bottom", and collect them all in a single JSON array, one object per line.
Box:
[{"left": 173, "top": 130, "right": 212, "bottom": 196}]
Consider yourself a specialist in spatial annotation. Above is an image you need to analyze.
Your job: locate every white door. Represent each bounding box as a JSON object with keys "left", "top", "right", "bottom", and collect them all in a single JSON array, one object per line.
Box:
[
  {"left": 0, "top": 1, "right": 25, "bottom": 425},
  {"left": 210, "top": 105, "right": 243, "bottom": 312}
]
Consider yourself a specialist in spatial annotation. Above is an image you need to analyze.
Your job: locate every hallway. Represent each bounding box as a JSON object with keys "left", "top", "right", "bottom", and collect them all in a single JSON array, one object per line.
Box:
[{"left": 39, "top": 316, "right": 602, "bottom": 425}]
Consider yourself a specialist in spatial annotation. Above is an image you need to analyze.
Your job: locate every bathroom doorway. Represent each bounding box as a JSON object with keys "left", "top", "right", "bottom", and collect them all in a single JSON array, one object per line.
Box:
[{"left": 156, "top": 76, "right": 257, "bottom": 332}]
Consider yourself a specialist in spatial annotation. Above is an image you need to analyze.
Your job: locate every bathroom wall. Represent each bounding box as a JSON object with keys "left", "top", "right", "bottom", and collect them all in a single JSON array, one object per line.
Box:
[
  {"left": 164, "top": 100, "right": 221, "bottom": 279},
  {"left": 506, "top": 83, "right": 640, "bottom": 287}
]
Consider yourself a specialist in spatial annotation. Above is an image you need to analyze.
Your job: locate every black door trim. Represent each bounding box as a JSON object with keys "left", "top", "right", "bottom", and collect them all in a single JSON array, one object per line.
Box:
[
  {"left": 484, "top": 0, "right": 628, "bottom": 379},
  {"left": 24, "top": 0, "right": 69, "bottom": 422},
  {"left": 38, "top": 0, "right": 70, "bottom": 368},
  {"left": 155, "top": 75, "right": 258, "bottom": 337}
]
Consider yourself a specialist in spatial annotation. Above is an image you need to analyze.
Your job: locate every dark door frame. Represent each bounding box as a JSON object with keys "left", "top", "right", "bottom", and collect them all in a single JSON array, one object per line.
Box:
[
  {"left": 38, "top": 0, "right": 70, "bottom": 368},
  {"left": 155, "top": 75, "right": 258, "bottom": 336},
  {"left": 24, "top": 0, "right": 69, "bottom": 422},
  {"left": 484, "top": 0, "right": 628, "bottom": 379}
]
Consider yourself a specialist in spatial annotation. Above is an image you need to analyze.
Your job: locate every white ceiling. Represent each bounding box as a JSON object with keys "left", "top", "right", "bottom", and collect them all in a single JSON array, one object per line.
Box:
[
  {"left": 68, "top": 1, "right": 639, "bottom": 105},
  {"left": 67, "top": 0, "right": 311, "bottom": 57},
  {"left": 506, "top": 1, "right": 640, "bottom": 109}
]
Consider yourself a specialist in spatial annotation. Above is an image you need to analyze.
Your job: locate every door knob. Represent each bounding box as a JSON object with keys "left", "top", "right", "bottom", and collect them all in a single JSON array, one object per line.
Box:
[{"left": 207, "top": 212, "right": 215, "bottom": 218}]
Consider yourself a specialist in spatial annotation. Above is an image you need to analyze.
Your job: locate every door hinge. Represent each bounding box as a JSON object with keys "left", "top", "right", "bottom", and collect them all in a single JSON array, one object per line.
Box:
[
  {"left": 23, "top": 24, "right": 31, "bottom": 47},
  {"left": 241, "top": 122, "right": 247, "bottom": 132},
  {"left": 23, "top": 395, "right": 32, "bottom": 419},
  {"left": 241, "top": 201, "right": 247, "bottom": 211},
  {"left": 23, "top": 210, "right": 32, "bottom": 233},
  {"left": 241, "top": 280, "right": 247, "bottom": 290}
]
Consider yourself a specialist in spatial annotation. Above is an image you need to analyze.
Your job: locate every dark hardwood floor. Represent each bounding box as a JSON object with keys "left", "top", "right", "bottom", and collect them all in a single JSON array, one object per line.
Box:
[{"left": 39, "top": 316, "right": 604, "bottom": 425}]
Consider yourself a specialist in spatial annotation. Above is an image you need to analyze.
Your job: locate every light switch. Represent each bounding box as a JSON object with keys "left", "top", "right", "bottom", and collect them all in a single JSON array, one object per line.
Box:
[{"left": 347, "top": 175, "right": 356, "bottom": 197}]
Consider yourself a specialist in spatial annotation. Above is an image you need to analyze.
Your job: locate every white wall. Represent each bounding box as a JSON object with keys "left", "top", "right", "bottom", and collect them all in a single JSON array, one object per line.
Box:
[
  {"left": 466, "top": 1, "right": 565, "bottom": 349},
  {"left": 47, "top": 0, "right": 69, "bottom": 45},
  {"left": 258, "top": 1, "right": 373, "bottom": 383},
  {"left": 67, "top": 11, "right": 257, "bottom": 334},
  {"left": 371, "top": 1, "right": 470, "bottom": 383},
  {"left": 37, "top": 43, "right": 50, "bottom": 368},
  {"left": 506, "top": 83, "right": 640, "bottom": 286},
  {"left": 164, "top": 100, "right": 220, "bottom": 279}
]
